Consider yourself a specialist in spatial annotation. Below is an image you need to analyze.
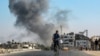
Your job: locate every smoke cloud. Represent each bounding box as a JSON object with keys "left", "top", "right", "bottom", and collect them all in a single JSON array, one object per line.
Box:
[
  {"left": 9, "top": 0, "right": 68, "bottom": 46},
  {"left": 9, "top": 0, "right": 55, "bottom": 45}
]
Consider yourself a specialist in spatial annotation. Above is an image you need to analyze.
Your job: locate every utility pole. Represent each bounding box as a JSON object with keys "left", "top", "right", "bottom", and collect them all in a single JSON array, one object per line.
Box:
[{"left": 60, "top": 25, "right": 62, "bottom": 36}]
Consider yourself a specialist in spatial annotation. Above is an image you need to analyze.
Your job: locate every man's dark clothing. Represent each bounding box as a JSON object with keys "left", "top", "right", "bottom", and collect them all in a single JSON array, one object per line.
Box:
[
  {"left": 95, "top": 40, "right": 98, "bottom": 50},
  {"left": 53, "top": 33, "right": 60, "bottom": 41},
  {"left": 95, "top": 40, "right": 98, "bottom": 45}
]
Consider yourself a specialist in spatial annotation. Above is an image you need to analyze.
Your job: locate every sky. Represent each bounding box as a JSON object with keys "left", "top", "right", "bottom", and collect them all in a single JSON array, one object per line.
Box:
[{"left": 0, "top": 0, "right": 100, "bottom": 40}]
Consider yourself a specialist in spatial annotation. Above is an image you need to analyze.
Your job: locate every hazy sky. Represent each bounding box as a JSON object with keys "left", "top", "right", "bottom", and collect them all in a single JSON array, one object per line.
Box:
[{"left": 0, "top": 0, "right": 100, "bottom": 39}]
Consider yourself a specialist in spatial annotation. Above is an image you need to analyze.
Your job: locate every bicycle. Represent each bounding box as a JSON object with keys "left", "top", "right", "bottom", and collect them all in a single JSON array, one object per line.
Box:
[{"left": 55, "top": 44, "right": 59, "bottom": 56}]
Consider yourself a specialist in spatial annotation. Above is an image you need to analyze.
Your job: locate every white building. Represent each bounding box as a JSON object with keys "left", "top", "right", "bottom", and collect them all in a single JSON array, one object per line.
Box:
[
  {"left": 62, "top": 32, "right": 91, "bottom": 48},
  {"left": 76, "top": 40, "right": 91, "bottom": 48},
  {"left": 75, "top": 34, "right": 91, "bottom": 48},
  {"left": 63, "top": 32, "right": 75, "bottom": 47}
]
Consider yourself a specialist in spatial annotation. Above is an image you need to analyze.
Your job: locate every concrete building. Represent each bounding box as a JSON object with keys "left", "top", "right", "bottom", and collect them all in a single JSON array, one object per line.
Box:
[
  {"left": 75, "top": 34, "right": 91, "bottom": 49},
  {"left": 63, "top": 32, "right": 75, "bottom": 47},
  {"left": 62, "top": 32, "right": 91, "bottom": 49},
  {"left": 76, "top": 40, "right": 90, "bottom": 48}
]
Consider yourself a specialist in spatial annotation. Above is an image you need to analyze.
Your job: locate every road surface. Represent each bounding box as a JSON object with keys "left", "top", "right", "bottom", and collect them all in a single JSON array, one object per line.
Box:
[{"left": 0, "top": 50, "right": 93, "bottom": 56}]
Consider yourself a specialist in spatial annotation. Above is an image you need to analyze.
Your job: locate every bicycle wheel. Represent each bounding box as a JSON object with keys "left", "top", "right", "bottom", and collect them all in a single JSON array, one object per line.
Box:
[
  {"left": 57, "top": 46, "right": 60, "bottom": 56},
  {"left": 54, "top": 46, "right": 59, "bottom": 56}
]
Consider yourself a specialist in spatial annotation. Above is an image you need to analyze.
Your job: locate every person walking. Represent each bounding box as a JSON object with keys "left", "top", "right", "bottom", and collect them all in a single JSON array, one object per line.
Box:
[{"left": 95, "top": 39, "right": 98, "bottom": 50}]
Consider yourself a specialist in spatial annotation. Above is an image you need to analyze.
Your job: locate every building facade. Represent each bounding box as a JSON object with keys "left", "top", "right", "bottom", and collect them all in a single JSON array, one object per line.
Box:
[
  {"left": 63, "top": 32, "right": 75, "bottom": 47},
  {"left": 76, "top": 40, "right": 90, "bottom": 48},
  {"left": 75, "top": 34, "right": 91, "bottom": 49},
  {"left": 62, "top": 32, "right": 91, "bottom": 49}
]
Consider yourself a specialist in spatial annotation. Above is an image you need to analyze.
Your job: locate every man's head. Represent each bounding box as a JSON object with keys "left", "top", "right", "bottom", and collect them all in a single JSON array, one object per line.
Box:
[{"left": 56, "top": 30, "right": 59, "bottom": 34}]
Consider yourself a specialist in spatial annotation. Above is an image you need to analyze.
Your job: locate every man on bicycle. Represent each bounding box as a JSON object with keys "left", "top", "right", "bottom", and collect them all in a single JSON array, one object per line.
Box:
[{"left": 52, "top": 30, "right": 60, "bottom": 52}]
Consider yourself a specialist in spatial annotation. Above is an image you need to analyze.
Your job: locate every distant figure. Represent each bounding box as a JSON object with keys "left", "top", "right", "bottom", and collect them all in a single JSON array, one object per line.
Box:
[
  {"left": 52, "top": 30, "right": 60, "bottom": 52},
  {"left": 98, "top": 38, "right": 100, "bottom": 50},
  {"left": 95, "top": 39, "right": 98, "bottom": 50},
  {"left": 85, "top": 47, "right": 88, "bottom": 50},
  {"left": 80, "top": 46, "right": 83, "bottom": 50}
]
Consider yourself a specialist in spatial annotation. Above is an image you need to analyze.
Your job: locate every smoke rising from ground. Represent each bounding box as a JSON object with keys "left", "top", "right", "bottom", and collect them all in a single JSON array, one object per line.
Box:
[
  {"left": 9, "top": 0, "right": 55, "bottom": 45},
  {"left": 9, "top": 0, "right": 68, "bottom": 46}
]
